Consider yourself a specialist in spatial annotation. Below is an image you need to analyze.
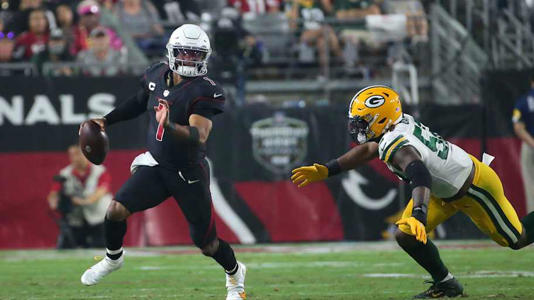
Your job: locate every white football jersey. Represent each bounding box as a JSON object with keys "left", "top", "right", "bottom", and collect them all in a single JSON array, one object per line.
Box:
[{"left": 377, "top": 114, "right": 473, "bottom": 198}]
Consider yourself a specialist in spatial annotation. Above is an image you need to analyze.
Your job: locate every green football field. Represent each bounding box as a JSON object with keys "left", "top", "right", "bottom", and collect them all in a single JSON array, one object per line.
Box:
[{"left": 1, "top": 241, "right": 533, "bottom": 299}]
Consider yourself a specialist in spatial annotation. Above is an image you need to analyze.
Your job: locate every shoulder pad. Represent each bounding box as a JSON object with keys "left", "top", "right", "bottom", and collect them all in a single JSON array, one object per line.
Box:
[
  {"left": 378, "top": 131, "right": 410, "bottom": 163},
  {"left": 197, "top": 76, "right": 224, "bottom": 99},
  {"left": 143, "top": 62, "right": 168, "bottom": 79}
]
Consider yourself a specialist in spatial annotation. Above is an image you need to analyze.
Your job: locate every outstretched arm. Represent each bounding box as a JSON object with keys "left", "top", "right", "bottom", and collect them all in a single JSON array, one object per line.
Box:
[
  {"left": 336, "top": 142, "right": 379, "bottom": 171},
  {"left": 291, "top": 142, "right": 379, "bottom": 187},
  {"left": 79, "top": 86, "right": 149, "bottom": 133},
  {"left": 103, "top": 86, "right": 149, "bottom": 126}
]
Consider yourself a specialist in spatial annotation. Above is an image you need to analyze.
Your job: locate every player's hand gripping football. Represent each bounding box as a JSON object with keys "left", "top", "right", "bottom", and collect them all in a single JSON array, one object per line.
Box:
[
  {"left": 154, "top": 99, "right": 170, "bottom": 128},
  {"left": 396, "top": 217, "right": 427, "bottom": 244},
  {"left": 291, "top": 163, "right": 328, "bottom": 188},
  {"left": 78, "top": 119, "right": 105, "bottom": 135}
]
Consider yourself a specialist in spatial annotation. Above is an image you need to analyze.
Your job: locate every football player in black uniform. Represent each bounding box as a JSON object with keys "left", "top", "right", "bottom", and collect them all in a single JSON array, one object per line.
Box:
[{"left": 80, "top": 24, "right": 247, "bottom": 300}]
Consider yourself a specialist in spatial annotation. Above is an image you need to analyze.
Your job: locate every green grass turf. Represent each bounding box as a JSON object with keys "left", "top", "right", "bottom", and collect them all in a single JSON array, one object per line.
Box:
[{"left": 1, "top": 241, "right": 533, "bottom": 299}]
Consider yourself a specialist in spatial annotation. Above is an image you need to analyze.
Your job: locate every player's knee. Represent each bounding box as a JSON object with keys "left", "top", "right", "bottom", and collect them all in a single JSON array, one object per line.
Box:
[
  {"left": 200, "top": 239, "right": 219, "bottom": 257},
  {"left": 395, "top": 228, "right": 418, "bottom": 248},
  {"left": 106, "top": 200, "right": 130, "bottom": 221}
]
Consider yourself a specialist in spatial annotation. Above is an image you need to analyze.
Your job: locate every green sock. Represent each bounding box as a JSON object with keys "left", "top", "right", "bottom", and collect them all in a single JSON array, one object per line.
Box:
[{"left": 520, "top": 212, "right": 534, "bottom": 245}]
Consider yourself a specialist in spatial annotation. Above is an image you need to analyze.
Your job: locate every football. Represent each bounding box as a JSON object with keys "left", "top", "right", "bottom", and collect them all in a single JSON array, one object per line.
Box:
[{"left": 79, "top": 120, "right": 109, "bottom": 165}]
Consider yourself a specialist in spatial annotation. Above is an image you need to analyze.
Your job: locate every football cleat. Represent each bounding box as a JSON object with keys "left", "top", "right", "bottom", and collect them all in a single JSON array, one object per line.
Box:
[
  {"left": 413, "top": 277, "right": 464, "bottom": 298},
  {"left": 226, "top": 261, "right": 247, "bottom": 300},
  {"left": 81, "top": 253, "right": 124, "bottom": 286}
]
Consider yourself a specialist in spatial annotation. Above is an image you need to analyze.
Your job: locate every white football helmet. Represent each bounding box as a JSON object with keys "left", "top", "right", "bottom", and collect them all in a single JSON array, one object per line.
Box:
[{"left": 166, "top": 24, "right": 211, "bottom": 77}]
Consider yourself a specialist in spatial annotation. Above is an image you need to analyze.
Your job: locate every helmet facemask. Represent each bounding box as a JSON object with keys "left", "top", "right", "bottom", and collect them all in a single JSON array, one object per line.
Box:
[
  {"left": 349, "top": 115, "right": 376, "bottom": 144},
  {"left": 167, "top": 44, "right": 211, "bottom": 77}
]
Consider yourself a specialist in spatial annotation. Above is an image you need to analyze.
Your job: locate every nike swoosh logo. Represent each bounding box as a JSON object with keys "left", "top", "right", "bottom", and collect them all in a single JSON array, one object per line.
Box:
[
  {"left": 178, "top": 171, "right": 200, "bottom": 184},
  {"left": 213, "top": 93, "right": 223, "bottom": 98}
]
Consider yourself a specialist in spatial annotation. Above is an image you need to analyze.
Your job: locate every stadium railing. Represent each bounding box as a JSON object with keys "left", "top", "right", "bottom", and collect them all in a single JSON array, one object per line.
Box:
[
  {"left": 41, "top": 62, "right": 147, "bottom": 77},
  {"left": 0, "top": 63, "right": 39, "bottom": 76}
]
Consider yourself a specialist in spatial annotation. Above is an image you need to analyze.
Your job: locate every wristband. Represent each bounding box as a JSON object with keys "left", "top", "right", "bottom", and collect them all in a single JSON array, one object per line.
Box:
[
  {"left": 325, "top": 159, "right": 341, "bottom": 177},
  {"left": 412, "top": 206, "right": 427, "bottom": 226}
]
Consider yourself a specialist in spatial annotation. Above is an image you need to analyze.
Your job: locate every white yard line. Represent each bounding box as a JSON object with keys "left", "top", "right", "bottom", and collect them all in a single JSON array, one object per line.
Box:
[{"left": 363, "top": 271, "right": 534, "bottom": 279}]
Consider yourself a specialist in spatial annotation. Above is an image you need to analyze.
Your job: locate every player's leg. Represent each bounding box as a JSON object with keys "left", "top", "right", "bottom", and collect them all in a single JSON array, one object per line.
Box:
[
  {"left": 520, "top": 142, "right": 534, "bottom": 213},
  {"left": 462, "top": 157, "right": 534, "bottom": 249},
  {"left": 81, "top": 166, "right": 171, "bottom": 286},
  {"left": 519, "top": 143, "right": 534, "bottom": 245},
  {"left": 395, "top": 195, "right": 463, "bottom": 298},
  {"left": 165, "top": 161, "right": 246, "bottom": 299}
]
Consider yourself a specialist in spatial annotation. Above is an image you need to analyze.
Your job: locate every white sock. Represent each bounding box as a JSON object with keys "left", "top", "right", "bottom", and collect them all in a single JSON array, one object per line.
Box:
[{"left": 440, "top": 272, "right": 453, "bottom": 282}]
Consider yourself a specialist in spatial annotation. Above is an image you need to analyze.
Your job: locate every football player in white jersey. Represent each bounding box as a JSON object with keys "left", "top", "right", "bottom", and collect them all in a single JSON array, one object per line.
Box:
[{"left": 291, "top": 86, "right": 534, "bottom": 298}]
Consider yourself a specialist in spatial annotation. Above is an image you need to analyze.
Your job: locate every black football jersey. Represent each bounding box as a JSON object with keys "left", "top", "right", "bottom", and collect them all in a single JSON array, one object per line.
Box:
[{"left": 141, "top": 62, "right": 225, "bottom": 169}]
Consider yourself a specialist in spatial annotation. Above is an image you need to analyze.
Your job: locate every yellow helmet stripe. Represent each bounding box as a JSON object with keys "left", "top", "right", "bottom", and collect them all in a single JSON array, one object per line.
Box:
[{"left": 383, "top": 137, "right": 407, "bottom": 162}]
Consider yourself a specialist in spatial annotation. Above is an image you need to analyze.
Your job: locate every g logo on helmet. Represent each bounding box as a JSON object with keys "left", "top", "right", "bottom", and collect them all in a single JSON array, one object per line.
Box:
[{"left": 364, "top": 95, "right": 385, "bottom": 108}]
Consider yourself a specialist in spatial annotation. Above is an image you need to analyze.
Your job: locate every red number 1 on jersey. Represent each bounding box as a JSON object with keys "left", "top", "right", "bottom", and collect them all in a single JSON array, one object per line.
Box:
[
  {"left": 154, "top": 99, "right": 169, "bottom": 141},
  {"left": 156, "top": 106, "right": 165, "bottom": 141}
]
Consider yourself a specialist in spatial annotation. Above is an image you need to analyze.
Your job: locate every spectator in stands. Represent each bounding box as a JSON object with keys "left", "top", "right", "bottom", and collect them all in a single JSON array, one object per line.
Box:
[
  {"left": 512, "top": 76, "right": 534, "bottom": 214},
  {"left": 229, "top": 0, "right": 282, "bottom": 16},
  {"left": 76, "top": 26, "right": 126, "bottom": 76},
  {"left": 324, "top": 0, "right": 382, "bottom": 75},
  {"left": 152, "top": 0, "right": 202, "bottom": 24},
  {"left": 47, "top": 145, "right": 112, "bottom": 249},
  {"left": 73, "top": 0, "right": 122, "bottom": 55},
  {"left": 55, "top": 4, "right": 76, "bottom": 55},
  {"left": 322, "top": 0, "right": 380, "bottom": 18},
  {"left": 210, "top": 6, "right": 263, "bottom": 105},
  {"left": 32, "top": 28, "right": 74, "bottom": 76},
  {"left": 0, "top": 28, "right": 16, "bottom": 63},
  {"left": 289, "top": 0, "right": 343, "bottom": 79},
  {"left": 6, "top": 0, "right": 57, "bottom": 35},
  {"left": 12, "top": 8, "right": 49, "bottom": 60},
  {"left": 113, "top": 0, "right": 164, "bottom": 54},
  {"left": 0, "top": 1, "right": 16, "bottom": 32},
  {"left": 382, "top": 0, "right": 427, "bottom": 41}
]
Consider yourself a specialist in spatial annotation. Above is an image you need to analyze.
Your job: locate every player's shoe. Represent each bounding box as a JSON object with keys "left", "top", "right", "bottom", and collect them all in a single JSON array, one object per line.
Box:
[
  {"left": 81, "top": 253, "right": 124, "bottom": 286},
  {"left": 226, "top": 261, "right": 247, "bottom": 300},
  {"left": 413, "top": 278, "right": 464, "bottom": 298}
]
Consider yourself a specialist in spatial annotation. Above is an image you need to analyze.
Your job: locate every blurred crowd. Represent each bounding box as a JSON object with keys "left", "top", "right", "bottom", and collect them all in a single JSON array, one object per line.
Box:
[{"left": 0, "top": 0, "right": 428, "bottom": 77}]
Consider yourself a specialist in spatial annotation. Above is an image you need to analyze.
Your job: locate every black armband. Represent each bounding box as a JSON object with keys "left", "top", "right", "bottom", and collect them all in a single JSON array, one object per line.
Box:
[
  {"left": 412, "top": 205, "right": 428, "bottom": 225},
  {"left": 188, "top": 126, "right": 200, "bottom": 144},
  {"left": 325, "top": 159, "right": 342, "bottom": 177},
  {"left": 405, "top": 160, "right": 432, "bottom": 189}
]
